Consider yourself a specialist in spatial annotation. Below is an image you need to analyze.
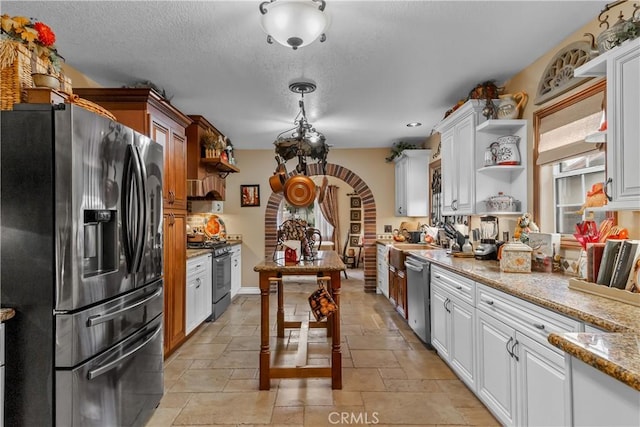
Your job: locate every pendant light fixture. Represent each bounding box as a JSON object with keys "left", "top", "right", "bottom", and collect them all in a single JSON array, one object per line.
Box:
[
  {"left": 273, "top": 81, "right": 329, "bottom": 175},
  {"left": 259, "top": 0, "right": 328, "bottom": 50}
]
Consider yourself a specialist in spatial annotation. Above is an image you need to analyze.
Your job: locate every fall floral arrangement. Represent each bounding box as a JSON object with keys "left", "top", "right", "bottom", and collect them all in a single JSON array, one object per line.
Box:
[{"left": 0, "top": 14, "right": 62, "bottom": 72}]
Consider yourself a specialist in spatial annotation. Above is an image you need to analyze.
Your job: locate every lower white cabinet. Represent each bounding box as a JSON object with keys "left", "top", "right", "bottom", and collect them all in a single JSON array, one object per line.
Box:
[
  {"left": 376, "top": 243, "right": 389, "bottom": 297},
  {"left": 230, "top": 244, "right": 242, "bottom": 298},
  {"left": 475, "top": 283, "right": 578, "bottom": 426},
  {"left": 431, "top": 267, "right": 476, "bottom": 391},
  {"left": 571, "top": 357, "right": 640, "bottom": 427},
  {"left": 186, "top": 254, "right": 212, "bottom": 335}
]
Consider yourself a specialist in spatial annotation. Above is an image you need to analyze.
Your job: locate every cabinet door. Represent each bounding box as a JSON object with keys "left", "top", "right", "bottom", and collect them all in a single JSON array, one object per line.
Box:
[
  {"left": 515, "top": 332, "right": 569, "bottom": 427},
  {"left": 450, "top": 299, "right": 476, "bottom": 391},
  {"left": 163, "top": 212, "right": 186, "bottom": 355},
  {"left": 388, "top": 268, "right": 398, "bottom": 305},
  {"left": 455, "top": 117, "right": 476, "bottom": 214},
  {"left": 608, "top": 41, "right": 640, "bottom": 208},
  {"left": 185, "top": 274, "right": 198, "bottom": 335},
  {"left": 377, "top": 245, "right": 389, "bottom": 297},
  {"left": 476, "top": 310, "right": 517, "bottom": 426},
  {"left": 396, "top": 270, "right": 407, "bottom": 319},
  {"left": 394, "top": 158, "right": 407, "bottom": 216},
  {"left": 171, "top": 131, "right": 187, "bottom": 210},
  {"left": 430, "top": 285, "right": 450, "bottom": 359},
  {"left": 441, "top": 129, "right": 458, "bottom": 215},
  {"left": 231, "top": 246, "right": 242, "bottom": 298},
  {"left": 151, "top": 119, "right": 172, "bottom": 206}
]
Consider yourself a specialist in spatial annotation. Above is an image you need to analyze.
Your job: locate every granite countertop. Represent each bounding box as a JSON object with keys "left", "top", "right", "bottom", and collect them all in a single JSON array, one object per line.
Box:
[
  {"left": 0, "top": 308, "right": 16, "bottom": 322},
  {"left": 409, "top": 249, "right": 640, "bottom": 391},
  {"left": 254, "top": 250, "right": 345, "bottom": 273}
]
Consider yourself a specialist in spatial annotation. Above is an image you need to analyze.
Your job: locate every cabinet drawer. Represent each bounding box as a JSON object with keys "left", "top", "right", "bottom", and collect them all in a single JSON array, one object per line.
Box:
[
  {"left": 431, "top": 265, "right": 475, "bottom": 306},
  {"left": 476, "top": 283, "right": 581, "bottom": 348},
  {"left": 187, "top": 254, "right": 212, "bottom": 277}
]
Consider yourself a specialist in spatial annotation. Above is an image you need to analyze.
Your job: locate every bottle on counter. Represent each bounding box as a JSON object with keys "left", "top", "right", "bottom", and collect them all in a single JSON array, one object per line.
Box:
[{"left": 462, "top": 235, "right": 473, "bottom": 253}]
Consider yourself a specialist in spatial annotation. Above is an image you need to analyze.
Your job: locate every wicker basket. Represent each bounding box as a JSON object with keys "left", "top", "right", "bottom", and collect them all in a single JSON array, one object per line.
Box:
[
  {"left": 0, "top": 41, "right": 72, "bottom": 110},
  {"left": 68, "top": 94, "right": 117, "bottom": 122}
]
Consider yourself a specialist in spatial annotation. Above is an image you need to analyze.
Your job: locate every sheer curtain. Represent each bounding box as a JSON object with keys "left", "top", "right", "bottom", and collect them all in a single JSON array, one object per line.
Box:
[{"left": 319, "top": 185, "right": 341, "bottom": 252}]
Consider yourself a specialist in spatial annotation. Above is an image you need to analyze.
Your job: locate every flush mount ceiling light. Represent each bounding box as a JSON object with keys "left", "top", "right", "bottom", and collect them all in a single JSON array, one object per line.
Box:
[
  {"left": 259, "top": 0, "right": 328, "bottom": 50},
  {"left": 273, "top": 81, "right": 329, "bottom": 175},
  {"left": 406, "top": 122, "right": 422, "bottom": 127}
]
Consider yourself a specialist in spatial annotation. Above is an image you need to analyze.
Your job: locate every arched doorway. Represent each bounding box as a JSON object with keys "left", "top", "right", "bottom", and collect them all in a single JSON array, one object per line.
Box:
[{"left": 263, "top": 163, "right": 378, "bottom": 292}]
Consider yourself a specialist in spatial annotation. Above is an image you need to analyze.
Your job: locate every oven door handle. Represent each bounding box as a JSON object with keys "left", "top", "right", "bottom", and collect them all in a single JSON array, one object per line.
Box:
[
  {"left": 87, "top": 324, "right": 161, "bottom": 380},
  {"left": 86, "top": 288, "right": 162, "bottom": 327},
  {"left": 404, "top": 260, "right": 424, "bottom": 272}
]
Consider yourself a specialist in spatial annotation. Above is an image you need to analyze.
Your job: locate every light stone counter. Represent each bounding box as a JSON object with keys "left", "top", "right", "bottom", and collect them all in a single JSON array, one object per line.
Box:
[{"left": 409, "top": 249, "right": 640, "bottom": 391}]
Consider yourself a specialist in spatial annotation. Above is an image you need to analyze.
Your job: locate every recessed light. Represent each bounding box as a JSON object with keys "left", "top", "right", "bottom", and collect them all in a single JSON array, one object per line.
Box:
[{"left": 406, "top": 122, "right": 422, "bottom": 127}]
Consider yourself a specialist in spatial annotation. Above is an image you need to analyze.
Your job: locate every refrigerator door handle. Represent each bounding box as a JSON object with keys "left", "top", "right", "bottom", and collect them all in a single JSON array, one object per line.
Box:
[
  {"left": 121, "top": 145, "right": 135, "bottom": 273},
  {"left": 86, "top": 288, "right": 162, "bottom": 327},
  {"left": 87, "top": 323, "right": 161, "bottom": 380},
  {"left": 130, "top": 145, "right": 148, "bottom": 274}
]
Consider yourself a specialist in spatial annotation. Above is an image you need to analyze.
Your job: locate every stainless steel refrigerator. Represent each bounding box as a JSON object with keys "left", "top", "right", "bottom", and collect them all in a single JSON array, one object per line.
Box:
[{"left": 1, "top": 104, "right": 164, "bottom": 426}]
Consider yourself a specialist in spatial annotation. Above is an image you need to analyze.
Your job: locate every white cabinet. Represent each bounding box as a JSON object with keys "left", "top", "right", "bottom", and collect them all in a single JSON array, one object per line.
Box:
[
  {"left": 571, "top": 357, "right": 640, "bottom": 427},
  {"left": 230, "top": 244, "right": 242, "bottom": 298},
  {"left": 475, "top": 283, "right": 580, "bottom": 426},
  {"left": 394, "top": 149, "right": 431, "bottom": 217},
  {"left": 435, "top": 100, "right": 486, "bottom": 215},
  {"left": 376, "top": 243, "right": 389, "bottom": 297},
  {"left": 575, "top": 39, "right": 640, "bottom": 210},
  {"left": 475, "top": 120, "right": 528, "bottom": 215},
  {"left": 186, "top": 254, "right": 212, "bottom": 335},
  {"left": 430, "top": 266, "right": 476, "bottom": 391}
]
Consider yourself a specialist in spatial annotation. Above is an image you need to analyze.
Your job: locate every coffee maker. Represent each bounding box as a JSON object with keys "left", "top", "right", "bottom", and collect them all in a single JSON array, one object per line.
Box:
[{"left": 475, "top": 215, "right": 499, "bottom": 260}]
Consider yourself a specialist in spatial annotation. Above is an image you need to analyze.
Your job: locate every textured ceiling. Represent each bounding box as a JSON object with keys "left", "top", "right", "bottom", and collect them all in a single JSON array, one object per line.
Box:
[{"left": 4, "top": 1, "right": 608, "bottom": 149}]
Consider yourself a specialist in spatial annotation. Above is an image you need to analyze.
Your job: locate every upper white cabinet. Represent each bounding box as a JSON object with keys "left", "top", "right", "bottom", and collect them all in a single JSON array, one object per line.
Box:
[
  {"left": 475, "top": 120, "right": 528, "bottom": 215},
  {"left": 435, "top": 100, "right": 486, "bottom": 215},
  {"left": 394, "top": 149, "right": 431, "bottom": 217},
  {"left": 575, "top": 39, "right": 640, "bottom": 210}
]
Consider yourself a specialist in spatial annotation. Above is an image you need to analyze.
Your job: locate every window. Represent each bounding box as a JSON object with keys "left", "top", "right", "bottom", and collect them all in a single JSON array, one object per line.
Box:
[{"left": 553, "top": 152, "right": 606, "bottom": 234}]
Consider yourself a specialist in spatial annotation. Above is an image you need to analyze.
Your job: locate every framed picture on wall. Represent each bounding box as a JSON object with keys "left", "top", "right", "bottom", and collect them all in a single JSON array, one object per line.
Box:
[
  {"left": 240, "top": 184, "right": 260, "bottom": 207},
  {"left": 350, "top": 210, "right": 361, "bottom": 221},
  {"left": 350, "top": 197, "right": 361, "bottom": 208},
  {"left": 350, "top": 223, "right": 361, "bottom": 234},
  {"left": 349, "top": 235, "right": 361, "bottom": 247}
]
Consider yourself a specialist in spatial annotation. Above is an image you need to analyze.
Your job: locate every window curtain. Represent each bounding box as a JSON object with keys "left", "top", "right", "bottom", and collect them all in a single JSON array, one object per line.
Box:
[
  {"left": 537, "top": 90, "right": 604, "bottom": 165},
  {"left": 319, "top": 185, "right": 341, "bottom": 252}
]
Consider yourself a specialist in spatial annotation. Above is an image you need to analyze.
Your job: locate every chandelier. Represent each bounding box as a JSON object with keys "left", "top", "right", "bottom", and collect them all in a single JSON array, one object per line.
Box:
[
  {"left": 259, "top": 0, "right": 328, "bottom": 50},
  {"left": 274, "top": 81, "right": 329, "bottom": 175}
]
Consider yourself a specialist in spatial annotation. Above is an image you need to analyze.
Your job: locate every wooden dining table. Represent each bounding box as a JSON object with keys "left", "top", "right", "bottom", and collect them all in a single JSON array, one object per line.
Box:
[{"left": 254, "top": 250, "right": 345, "bottom": 390}]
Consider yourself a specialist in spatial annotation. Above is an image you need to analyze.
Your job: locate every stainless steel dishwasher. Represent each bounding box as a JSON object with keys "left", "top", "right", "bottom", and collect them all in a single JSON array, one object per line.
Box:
[{"left": 404, "top": 255, "right": 432, "bottom": 347}]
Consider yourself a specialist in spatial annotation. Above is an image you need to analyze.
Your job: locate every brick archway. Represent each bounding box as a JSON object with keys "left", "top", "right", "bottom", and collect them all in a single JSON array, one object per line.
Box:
[{"left": 264, "top": 163, "right": 377, "bottom": 292}]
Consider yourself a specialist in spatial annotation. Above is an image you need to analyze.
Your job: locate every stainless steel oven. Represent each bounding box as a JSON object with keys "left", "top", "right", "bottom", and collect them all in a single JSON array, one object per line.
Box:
[{"left": 210, "top": 244, "right": 232, "bottom": 320}]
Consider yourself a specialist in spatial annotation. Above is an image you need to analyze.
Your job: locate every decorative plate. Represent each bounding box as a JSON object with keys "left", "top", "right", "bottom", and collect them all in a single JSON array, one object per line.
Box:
[{"left": 204, "top": 215, "right": 221, "bottom": 238}]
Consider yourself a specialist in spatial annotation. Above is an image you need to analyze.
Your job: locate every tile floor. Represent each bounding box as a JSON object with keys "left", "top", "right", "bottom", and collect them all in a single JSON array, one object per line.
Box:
[{"left": 147, "top": 269, "right": 499, "bottom": 426}]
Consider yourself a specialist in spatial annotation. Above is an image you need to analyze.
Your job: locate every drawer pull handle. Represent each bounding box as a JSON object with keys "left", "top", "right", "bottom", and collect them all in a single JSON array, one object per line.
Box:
[
  {"left": 455, "top": 285, "right": 462, "bottom": 290},
  {"left": 481, "top": 298, "right": 494, "bottom": 305},
  {"left": 533, "top": 323, "right": 545, "bottom": 330},
  {"left": 435, "top": 274, "right": 441, "bottom": 279}
]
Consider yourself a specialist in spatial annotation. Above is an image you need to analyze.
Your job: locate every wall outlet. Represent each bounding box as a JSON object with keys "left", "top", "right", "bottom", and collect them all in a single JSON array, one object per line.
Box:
[{"left": 384, "top": 225, "right": 392, "bottom": 233}]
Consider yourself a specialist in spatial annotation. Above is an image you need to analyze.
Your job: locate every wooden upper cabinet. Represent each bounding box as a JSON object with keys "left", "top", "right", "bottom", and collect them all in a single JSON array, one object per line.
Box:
[
  {"left": 186, "top": 115, "right": 239, "bottom": 201},
  {"left": 74, "top": 88, "right": 192, "bottom": 210}
]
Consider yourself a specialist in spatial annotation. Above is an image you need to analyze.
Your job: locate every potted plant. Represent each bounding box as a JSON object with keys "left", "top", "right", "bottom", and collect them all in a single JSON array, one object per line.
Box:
[
  {"left": 200, "top": 129, "right": 218, "bottom": 158},
  {"left": 385, "top": 141, "right": 418, "bottom": 162}
]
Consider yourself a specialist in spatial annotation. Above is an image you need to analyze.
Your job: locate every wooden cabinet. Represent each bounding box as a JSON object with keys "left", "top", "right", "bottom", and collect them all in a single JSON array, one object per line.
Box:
[
  {"left": 388, "top": 266, "right": 406, "bottom": 318},
  {"left": 74, "top": 88, "right": 193, "bottom": 357},
  {"left": 474, "top": 120, "right": 528, "bottom": 215},
  {"left": 475, "top": 283, "right": 579, "bottom": 426},
  {"left": 186, "top": 253, "right": 212, "bottom": 335},
  {"left": 430, "top": 266, "right": 476, "bottom": 391},
  {"left": 394, "top": 149, "right": 431, "bottom": 217},
  {"left": 163, "top": 212, "right": 187, "bottom": 355},
  {"left": 230, "top": 244, "right": 242, "bottom": 298},
  {"left": 73, "top": 88, "right": 193, "bottom": 210},
  {"left": 376, "top": 243, "right": 389, "bottom": 297},
  {"left": 435, "top": 101, "right": 485, "bottom": 215},
  {"left": 186, "top": 115, "right": 240, "bottom": 201},
  {"left": 575, "top": 39, "right": 640, "bottom": 210}
]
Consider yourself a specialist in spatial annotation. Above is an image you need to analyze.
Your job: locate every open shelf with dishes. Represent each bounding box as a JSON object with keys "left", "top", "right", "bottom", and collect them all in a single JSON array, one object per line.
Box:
[{"left": 474, "top": 119, "right": 528, "bottom": 215}]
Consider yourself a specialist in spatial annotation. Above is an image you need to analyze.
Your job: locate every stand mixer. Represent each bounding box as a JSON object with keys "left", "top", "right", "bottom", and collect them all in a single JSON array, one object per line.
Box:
[{"left": 475, "top": 215, "right": 499, "bottom": 260}]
